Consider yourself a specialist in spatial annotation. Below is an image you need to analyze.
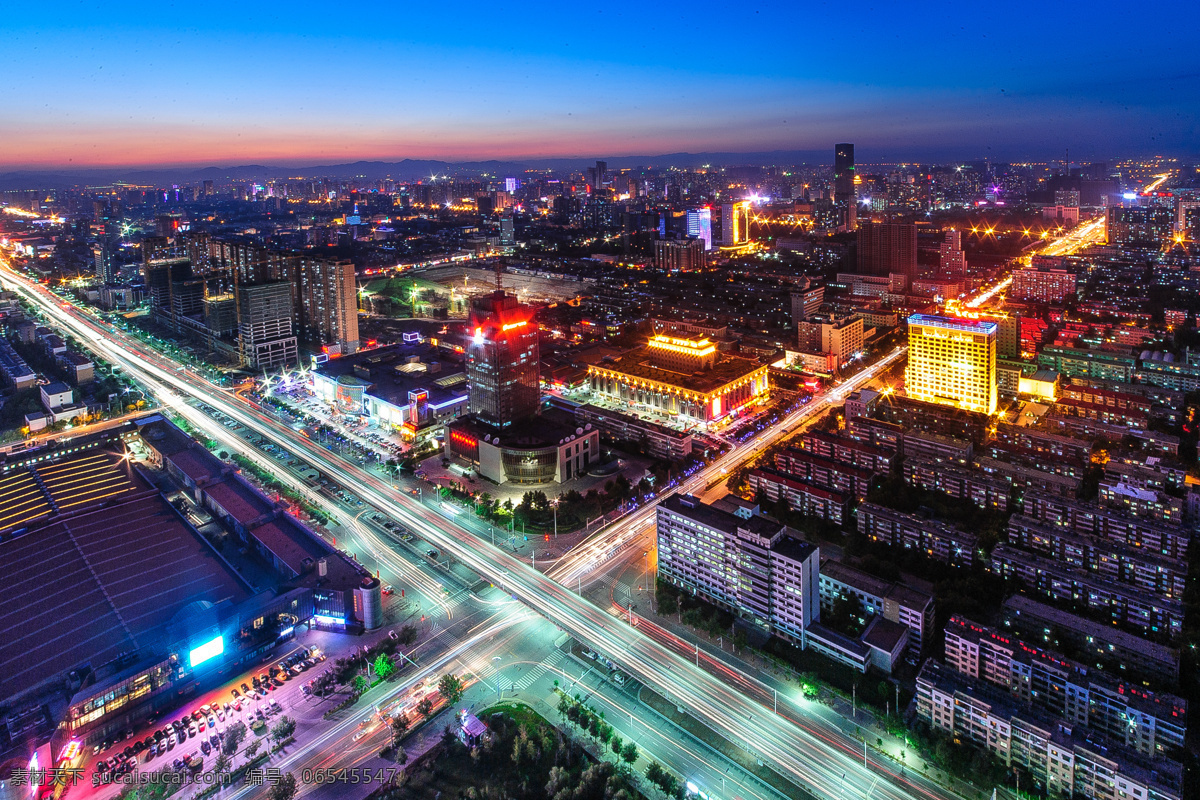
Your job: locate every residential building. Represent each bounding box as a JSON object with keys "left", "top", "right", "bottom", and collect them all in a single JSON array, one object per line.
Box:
[
  {"left": 856, "top": 502, "right": 978, "bottom": 565},
  {"left": 654, "top": 237, "right": 706, "bottom": 272},
  {"left": 857, "top": 222, "right": 915, "bottom": 277},
  {"left": 818, "top": 560, "right": 934, "bottom": 650},
  {"left": 989, "top": 545, "right": 1183, "bottom": 637},
  {"left": 916, "top": 660, "right": 1181, "bottom": 800},
  {"left": 466, "top": 290, "right": 540, "bottom": 427},
  {"left": 656, "top": 494, "right": 819, "bottom": 645},
  {"left": 1012, "top": 267, "right": 1078, "bottom": 304}
]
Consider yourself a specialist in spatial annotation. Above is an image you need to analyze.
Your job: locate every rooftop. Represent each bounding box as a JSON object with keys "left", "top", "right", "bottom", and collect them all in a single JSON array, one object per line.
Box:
[
  {"left": 590, "top": 347, "right": 764, "bottom": 395},
  {"left": 0, "top": 486, "right": 250, "bottom": 702}
]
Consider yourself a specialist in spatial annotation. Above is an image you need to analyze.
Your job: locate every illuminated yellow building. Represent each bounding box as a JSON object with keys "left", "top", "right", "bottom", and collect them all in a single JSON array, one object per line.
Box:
[
  {"left": 905, "top": 314, "right": 997, "bottom": 415},
  {"left": 587, "top": 334, "right": 768, "bottom": 428}
]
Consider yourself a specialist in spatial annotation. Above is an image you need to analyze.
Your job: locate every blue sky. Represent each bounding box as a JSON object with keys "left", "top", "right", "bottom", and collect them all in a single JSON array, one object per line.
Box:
[{"left": 1, "top": 0, "right": 1195, "bottom": 166}]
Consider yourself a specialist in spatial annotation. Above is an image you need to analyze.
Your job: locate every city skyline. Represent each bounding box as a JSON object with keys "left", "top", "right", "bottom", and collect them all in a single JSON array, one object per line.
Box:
[{"left": 1, "top": 0, "right": 1197, "bottom": 168}]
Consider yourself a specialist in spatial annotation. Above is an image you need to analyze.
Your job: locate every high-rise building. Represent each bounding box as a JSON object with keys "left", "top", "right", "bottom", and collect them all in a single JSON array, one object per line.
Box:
[
  {"left": 857, "top": 221, "right": 917, "bottom": 277},
  {"left": 938, "top": 229, "right": 967, "bottom": 278},
  {"left": 654, "top": 238, "right": 706, "bottom": 271},
  {"left": 790, "top": 286, "right": 824, "bottom": 324},
  {"left": 466, "top": 291, "right": 540, "bottom": 427},
  {"left": 657, "top": 493, "right": 820, "bottom": 645},
  {"left": 686, "top": 208, "right": 713, "bottom": 250},
  {"left": 499, "top": 211, "right": 515, "bottom": 246},
  {"left": 1107, "top": 205, "right": 1175, "bottom": 246},
  {"left": 293, "top": 255, "right": 360, "bottom": 355},
  {"left": 92, "top": 242, "right": 116, "bottom": 284},
  {"left": 906, "top": 314, "right": 998, "bottom": 415},
  {"left": 719, "top": 201, "right": 751, "bottom": 247},
  {"left": 833, "top": 143, "right": 855, "bottom": 204},
  {"left": 236, "top": 282, "right": 298, "bottom": 370}
]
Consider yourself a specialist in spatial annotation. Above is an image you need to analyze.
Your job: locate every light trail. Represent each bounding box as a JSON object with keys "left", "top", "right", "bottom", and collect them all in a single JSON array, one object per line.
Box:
[{"left": 0, "top": 263, "right": 960, "bottom": 800}]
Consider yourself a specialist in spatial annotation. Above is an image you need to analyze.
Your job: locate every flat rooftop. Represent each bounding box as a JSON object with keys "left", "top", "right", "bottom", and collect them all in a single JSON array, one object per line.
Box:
[
  {"left": 0, "top": 486, "right": 250, "bottom": 701},
  {"left": 0, "top": 450, "right": 139, "bottom": 534},
  {"left": 591, "top": 347, "right": 764, "bottom": 394}
]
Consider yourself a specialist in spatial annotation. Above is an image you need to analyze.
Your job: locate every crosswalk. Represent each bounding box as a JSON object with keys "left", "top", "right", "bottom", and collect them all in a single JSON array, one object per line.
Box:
[{"left": 472, "top": 649, "right": 564, "bottom": 693}]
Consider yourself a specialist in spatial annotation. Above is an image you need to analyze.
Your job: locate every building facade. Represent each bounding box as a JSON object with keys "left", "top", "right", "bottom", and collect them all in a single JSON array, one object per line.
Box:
[{"left": 906, "top": 314, "right": 998, "bottom": 415}]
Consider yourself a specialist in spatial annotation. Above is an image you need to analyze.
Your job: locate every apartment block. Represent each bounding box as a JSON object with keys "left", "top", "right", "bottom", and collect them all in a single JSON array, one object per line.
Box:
[
  {"left": 903, "top": 430, "right": 973, "bottom": 464},
  {"left": 818, "top": 560, "right": 933, "bottom": 650},
  {"left": 988, "top": 545, "right": 1183, "bottom": 637},
  {"left": 1000, "top": 595, "right": 1181, "bottom": 686},
  {"left": 796, "top": 429, "right": 894, "bottom": 474},
  {"left": 1020, "top": 491, "right": 1190, "bottom": 560},
  {"left": 748, "top": 468, "right": 849, "bottom": 525},
  {"left": 992, "top": 422, "right": 1093, "bottom": 463},
  {"left": 916, "top": 660, "right": 1181, "bottom": 800},
  {"left": 1097, "top": 481, "right": 1183, "bottom": 525},
  {"left": 845, "top": 415, "right": 903, "bottom": 451},
  {"left": 944, "top": 616, "right": 1186, "bottom": 760},
  {"left": 856, "top": 502, "right": 978, "bottom": 565},
  {"left": 656, "top": 494, "right": 819, "bottom": 645},
  {"left": 774, "top": 447, "right": 874, "bottom": 497},
  {"left": 1006, "top": 515, "right": 1186, "bottom": 600},
  {"left": 974, "top": 456, "right": 1081, "bottom": 498},
  {"left": 904, "top": 460, "right": 1010, "bottom": 510}
]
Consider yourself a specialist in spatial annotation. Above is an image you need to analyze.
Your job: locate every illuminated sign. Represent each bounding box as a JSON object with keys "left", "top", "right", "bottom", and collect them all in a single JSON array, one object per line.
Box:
[
  {"left": 188, "top": 636, "right": 224, "bottom": 668},
  {"left": 313, "top": 614, "right": 345, "bottom": 626},
  {"left": 59, "top": 741, "right": 81, "bottom": 762},
  {"left": 501, "top": 320, "right": 527, "bottom": 332},
  {"left": 473, "top": 327, "right": 484, "bottom": 345}
]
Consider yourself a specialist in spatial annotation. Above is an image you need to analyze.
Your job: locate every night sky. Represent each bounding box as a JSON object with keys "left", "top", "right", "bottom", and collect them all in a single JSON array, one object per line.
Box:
[{"left": 1, "top": 0, "right": 1196, "bottom": 167}]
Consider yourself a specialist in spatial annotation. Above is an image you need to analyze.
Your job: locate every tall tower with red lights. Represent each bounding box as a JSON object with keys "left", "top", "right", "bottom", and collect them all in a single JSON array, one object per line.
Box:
[{"left": 466, "top": 290, "right": 540, "bottom": 427}]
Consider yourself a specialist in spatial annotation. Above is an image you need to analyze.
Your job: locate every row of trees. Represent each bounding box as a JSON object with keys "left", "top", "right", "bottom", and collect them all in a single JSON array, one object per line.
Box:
[{"left": 555, "top": 691, "right": 638, "bottom": 768}]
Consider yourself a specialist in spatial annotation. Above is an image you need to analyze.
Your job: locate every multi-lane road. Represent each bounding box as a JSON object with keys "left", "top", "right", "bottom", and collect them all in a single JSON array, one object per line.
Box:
[{"left": 1, "top": 262, "right": 960, "bottom": 800}]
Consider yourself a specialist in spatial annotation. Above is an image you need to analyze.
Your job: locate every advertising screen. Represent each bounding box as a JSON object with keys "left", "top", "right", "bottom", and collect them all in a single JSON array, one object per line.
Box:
[{"left": 188, "top": 636, "right": 224, "bottom": 668}]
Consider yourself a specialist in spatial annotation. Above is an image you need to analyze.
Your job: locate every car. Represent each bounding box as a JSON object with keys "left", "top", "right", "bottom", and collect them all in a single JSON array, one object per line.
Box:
[
  {"left": 200, "top": 741, "right": 212, "bottom": 755},
  {"left": 198, "top": 719, "right": 206, "bottom": 732},
  {"left": 191, "top": 710, "right": 203, "bottom": 721},
  {"left": 166, "top": 735, "right": 175, "bottom": 750},
  {"left": 242, "top": 682, "right": 251, "bottom": 693},
  {"left": 207, "top": 716, "right": 217, "bottom": 728},
  {"left": 209, "top": 734, "right": 220, "bottom": 748},
  {"left": 200, "top": 704, "right": 212, "bottom": 715},
  {"left": 258, "top": 686, "right": 268, "bottom": 696},
  {"left": 583, "top": 650, "right": 596, "bottom": 660},
  {"left": 612, "top": 673, "right": 626, "bottom": 685},
  {"left": 188, "top": 724, "right": 198, "bottom": 738},
  {"left": 252, "top": 676, "right": 260, "bottom": 688},
  {"left": 149, "top": 743, "right": 159, "bottom": 757},
  {"left": 270, "top": 700, "right": 282, "bottom": 713},
  {"left": 427, "top": 549, "right": 438, "bottom": 559},
  {"left": 255, "top": 709, "right": 265, "bottom": 720},
  {"left": 216, "top": 710, "right": 224, "bottom": 722},
  {"left": 232, "top": 699, "right": 241, "bottom": 711},
  {"left": 231, "top": 689, "right": 240, "bottom": 699}
]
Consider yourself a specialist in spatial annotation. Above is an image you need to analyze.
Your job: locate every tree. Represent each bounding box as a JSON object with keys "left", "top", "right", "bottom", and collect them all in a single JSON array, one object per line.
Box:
[
  {"left": 244, "top": 739, "right": 262, "bottom": 760},
  {"left": 438, "top": 673, "right": 465, "bottom": 705},
  {"left": 374, "top": 654, "right": 395, "bottom": 681},
  {"left": 222, "top": 722, "right": 247, "bottom": 757},
  {"left": 610, "top": 735, "right": 624, "bottom": 755},
  {"left": 212, "top": 752, "right": 230, "bottom": 778},
  {"left": 268, "top": 772, "right": 298, "bottom": 800},
  {"left": 621, "top": 741, "right": 638, "bottom": 765},
  {"left": 271, "top": 716, "right": 296, "bottom": 746},
  {"left": 353, "top": 674, "right": 369, "bottom": 695},
  {"left": 391, "top": 713, "right": 410, "bottom": 739},
  {"left": 417, "top": 697, "right": 434, "bottom": 718}
]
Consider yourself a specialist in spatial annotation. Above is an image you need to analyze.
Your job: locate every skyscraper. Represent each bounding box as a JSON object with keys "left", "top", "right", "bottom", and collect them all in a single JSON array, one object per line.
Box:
[
  {"left": 686, "top": 208, "right": 713, "bottom": 250},
  {"left": 834, "top": 143, "right": 855, "bottom": 205},
  {"left": 93, "top": 242, "right": 116, "bottom": 284},
  {"left": 938, "top": 229, "right": 967, "bottom": 278},
  {"left": 466, "top": 291, "right": 540, "bottom": 427},
  {"left": 719, "top": 201, "right": 751, "bottom": 247},
  {"left": 236, "top": 281, "right": 299, "bottom": 370},
  {"left": 905, "top": 314, "right": 997, "bottom": 415},
  {"left": 857, "top": 221, "right": 917, "bottom": 277}
]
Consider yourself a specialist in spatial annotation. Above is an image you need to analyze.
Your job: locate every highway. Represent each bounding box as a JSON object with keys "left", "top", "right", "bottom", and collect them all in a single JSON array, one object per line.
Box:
[{"left": 0, "top": 263, "right": 958, "bottom": 800}]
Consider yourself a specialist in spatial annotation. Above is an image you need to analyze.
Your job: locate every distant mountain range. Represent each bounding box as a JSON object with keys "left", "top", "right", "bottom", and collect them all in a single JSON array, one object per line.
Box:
[{"left": 0, "top": 150, "right": 837, "bottom": 190}]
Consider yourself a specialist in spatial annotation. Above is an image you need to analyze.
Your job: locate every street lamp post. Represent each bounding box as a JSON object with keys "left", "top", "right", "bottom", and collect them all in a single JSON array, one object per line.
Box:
[{"left": 551, "top": 500, "right": 558, "bottom": 538}]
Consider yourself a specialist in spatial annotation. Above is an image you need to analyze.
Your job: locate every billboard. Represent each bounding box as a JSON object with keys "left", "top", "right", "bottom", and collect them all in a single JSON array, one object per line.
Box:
[{"left": 188, "top": 636, "right": 224, "bottom": 668}]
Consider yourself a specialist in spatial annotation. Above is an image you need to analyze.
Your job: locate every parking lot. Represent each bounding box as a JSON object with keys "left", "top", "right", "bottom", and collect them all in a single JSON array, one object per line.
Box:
[{"left": 88, "top": 645, "right": 327, "bottom": 790}]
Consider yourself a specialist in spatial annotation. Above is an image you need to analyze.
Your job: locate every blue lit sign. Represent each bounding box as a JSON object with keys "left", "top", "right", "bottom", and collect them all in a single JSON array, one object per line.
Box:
[{"left": 188, "top": 636, "right": 224, "bottom": 668}]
